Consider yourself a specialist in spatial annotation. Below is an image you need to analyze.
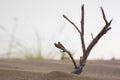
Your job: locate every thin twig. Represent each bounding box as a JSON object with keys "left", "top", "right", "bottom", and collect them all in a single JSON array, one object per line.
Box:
[
  {"left": 101, "top": 7, "right": 108, "bottom": 24},
  {"left": 54, "top": 42, "right": 78, "bottom": 69},
  {"left": 63, "top": 14, "right": 81, "bottom": 34}
]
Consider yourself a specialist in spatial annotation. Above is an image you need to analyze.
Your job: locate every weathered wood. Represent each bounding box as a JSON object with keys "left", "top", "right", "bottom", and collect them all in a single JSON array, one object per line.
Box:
[
  {"left": 54, "top": 42, "right": 78, "bottom": 69},
  {"left": 54, "top": 4, "right": 112, "bottom": 74}
]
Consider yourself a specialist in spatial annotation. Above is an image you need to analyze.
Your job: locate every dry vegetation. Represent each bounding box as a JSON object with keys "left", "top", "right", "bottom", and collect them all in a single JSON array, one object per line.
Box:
[
  {"left": 0, "top": 3, "right": 116, "bottom": 80},
  {"left": 54, "top": 4, "right": 112, "bottom": 74}
]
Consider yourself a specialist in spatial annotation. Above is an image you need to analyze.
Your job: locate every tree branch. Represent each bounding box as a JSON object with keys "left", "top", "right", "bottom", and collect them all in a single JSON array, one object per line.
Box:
[
  {"left": 82, "top": 8, "right": 113, "bottom": 62},
  {"left": 54, "top": 42, "right": 78, "bottom": 69},
  {"left": 80, "top": 4, "right": 86, "bottom": 58},
  {"left": 63, "top": 14, "right": 81, "bottom": 34},
  {"left": 101, "top": 7, "right": 108, "bottom": 24}
]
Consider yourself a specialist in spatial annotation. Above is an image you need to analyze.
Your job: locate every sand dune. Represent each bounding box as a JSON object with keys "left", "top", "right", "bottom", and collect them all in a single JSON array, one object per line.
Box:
[{"left": 0, "top": 59, "right": 120, "bottom": 80}]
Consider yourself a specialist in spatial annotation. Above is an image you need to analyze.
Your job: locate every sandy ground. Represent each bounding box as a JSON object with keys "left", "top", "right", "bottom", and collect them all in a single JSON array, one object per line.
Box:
[{"left": 0, "top": 59, "right": 120, "bottom": 80}]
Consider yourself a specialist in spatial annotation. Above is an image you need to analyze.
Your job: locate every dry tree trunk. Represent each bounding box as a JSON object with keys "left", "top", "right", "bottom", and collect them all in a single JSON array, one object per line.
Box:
[{"left": 54, "top": 4, "right": 112, "bottom": 74}]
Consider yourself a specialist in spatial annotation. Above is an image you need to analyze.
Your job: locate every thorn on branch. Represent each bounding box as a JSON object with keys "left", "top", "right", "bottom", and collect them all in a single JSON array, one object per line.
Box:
[
  {"left": 104, "top": 27, "right": 111, "bottom": 34},
  {"left": 108, "top": 19, "right": 113, "bottom": 25}
]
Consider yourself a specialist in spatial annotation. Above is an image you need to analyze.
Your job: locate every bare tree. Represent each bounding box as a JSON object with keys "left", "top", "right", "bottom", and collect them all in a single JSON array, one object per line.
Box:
[{"left": 54, "top": 4, "right": 112, "bottom": 74}]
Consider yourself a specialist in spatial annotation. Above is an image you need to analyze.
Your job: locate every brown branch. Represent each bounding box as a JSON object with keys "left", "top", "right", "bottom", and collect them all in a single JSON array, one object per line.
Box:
[
  {"left": 54, "top": 4, "right": 112, "bottom": 74},
  {"left": 54, "top": 42, "right": 78, "bottom": 69},
  {"left": 80, "top": 4, "right": 86, "bottom": 58},
  {"left": 63, "top": 14, "right": 81, "bottom": 34},
  {"left": 82, "top": 8, "right": 113, "bottom": 62},
  {"left": 101, "top": 7, "right": 108, "bottom": 24}
]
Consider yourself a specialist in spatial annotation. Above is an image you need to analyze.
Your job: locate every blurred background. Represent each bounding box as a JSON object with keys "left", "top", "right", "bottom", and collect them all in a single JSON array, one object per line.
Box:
[{"left": 0, "top": 0, "right": 119, "bottom": 60}]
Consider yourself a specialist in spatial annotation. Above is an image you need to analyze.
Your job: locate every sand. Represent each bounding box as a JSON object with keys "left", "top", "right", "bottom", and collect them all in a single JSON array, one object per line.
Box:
[{"left": 0, "top": 59, "right": 120, "bottom": 80}]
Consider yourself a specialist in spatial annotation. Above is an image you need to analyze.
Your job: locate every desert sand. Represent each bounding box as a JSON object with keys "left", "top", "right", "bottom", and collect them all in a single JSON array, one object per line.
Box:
[{"left": 0, "top": 59, "right": 120, "bottom": 80}]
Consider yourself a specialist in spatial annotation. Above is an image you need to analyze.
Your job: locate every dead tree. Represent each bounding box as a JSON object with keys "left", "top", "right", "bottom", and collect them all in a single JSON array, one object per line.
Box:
[{"left": 54, "top": 4, "right": 112, "bottom": 74}]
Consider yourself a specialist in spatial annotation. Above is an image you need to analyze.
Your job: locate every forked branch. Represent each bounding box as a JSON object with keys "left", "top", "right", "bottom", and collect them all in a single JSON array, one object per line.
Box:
[
  {"left": 54, "top": 4, "right": 112, "bottom": 74},
  {"left": 82, "top": 7, "right": 113, "bottom": 62},
  {"left": 54, "top": 42, "right": 78, "bottom": 69}
]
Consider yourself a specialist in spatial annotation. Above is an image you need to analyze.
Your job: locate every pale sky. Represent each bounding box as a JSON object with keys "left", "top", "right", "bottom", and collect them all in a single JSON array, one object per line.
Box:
[{"left": 0, "top": 0, "right": 120, "bottom": 60}]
